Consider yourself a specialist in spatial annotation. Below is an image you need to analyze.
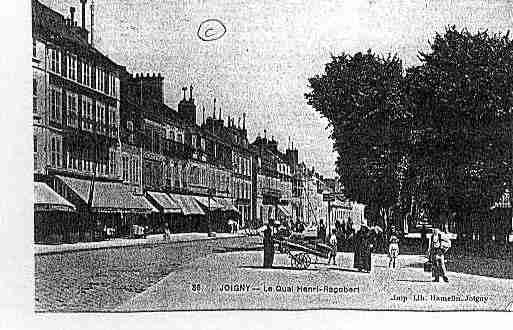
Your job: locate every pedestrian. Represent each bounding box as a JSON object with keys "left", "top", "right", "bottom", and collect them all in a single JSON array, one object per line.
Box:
[
  {"left": 428, "top": 228, "right": 449, "bottom": 282},
  {"left": 354, "top": 225, "right": 372, "bottom": 272},
  {"left": 318, "top": 219, "right": 326, "bottom": 242},
  {"left": 388, "top": 233, "right": 400, "bottom": 268},
  {"left": 163, "top": 222, "right": 171, "bottom": 241},
  {"left": 327, "top": 229, "right": 338, "bottom": 266},
  {"left": 263, "top": 223, "right": 275, "bottom": 268},
  {"left": 420, "top": 224, "right": 428, "bottom": 252}
]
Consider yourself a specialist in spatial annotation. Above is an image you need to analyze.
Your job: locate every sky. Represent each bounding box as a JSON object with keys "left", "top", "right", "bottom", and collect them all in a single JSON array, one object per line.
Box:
[{"left": 41, "top": 0, "right": 513, "bottom": 177}]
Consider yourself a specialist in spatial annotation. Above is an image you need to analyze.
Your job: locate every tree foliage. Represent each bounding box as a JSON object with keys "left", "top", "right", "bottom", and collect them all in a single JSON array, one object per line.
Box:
[
  {"left": 306, "top": 26, "right": 513, "bottom": 226},
  {"left": 407, "top": 26, "right": 513, "bottom": 216},
  {"left": 306, "top": 50, "right": 410, "bottom": 219}
]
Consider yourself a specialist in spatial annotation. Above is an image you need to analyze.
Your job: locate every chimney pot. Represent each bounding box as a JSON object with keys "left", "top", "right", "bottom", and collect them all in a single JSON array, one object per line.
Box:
[
  {"left": 70, "top": 7, "right": 76, "bottom": 24},
  {"left": 80, "top": 0, "right": 87, "bottom": 29}
]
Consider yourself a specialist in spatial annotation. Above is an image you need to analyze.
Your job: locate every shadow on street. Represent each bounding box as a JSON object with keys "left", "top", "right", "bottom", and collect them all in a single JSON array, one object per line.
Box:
[{"left": 239, "top": 265, "right": 364, "bottom": 273}]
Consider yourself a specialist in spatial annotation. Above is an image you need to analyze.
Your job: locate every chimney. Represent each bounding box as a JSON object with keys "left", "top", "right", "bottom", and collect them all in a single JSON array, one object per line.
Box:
[
  {"left": 70, "top": 7, "right": 76, "bottom": 25},
  {"left": 219, "top": 107, "right": 222, "bottom": 121},
  {"left": 189, "top": 85, "right": 193, "bottom": 101},
  {"left": 243, "top": 113, "right": 246, "bottom": 130},
  {"left": 181, "top": 86, "right": 187, "bottom": 100},
  {"left": 80, "top": 0, "right": 87, "bottom": 29},
  {"left": 90, "top": 0, "right": 95, "bottom": 46},
  {"left": 264, "top": 129, "right": 267, "bottom": 139},
  {"left": 202, "top": 106, "right": 205, "bottom": 124},
  {"left": 238, "top": 117, "right": 241, "bottom": 129}
]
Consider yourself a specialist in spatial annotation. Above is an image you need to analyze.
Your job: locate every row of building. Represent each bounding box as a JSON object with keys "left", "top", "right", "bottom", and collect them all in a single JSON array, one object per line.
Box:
[{"left": 32, "top": 0, "right": 365, "bottom": 243}]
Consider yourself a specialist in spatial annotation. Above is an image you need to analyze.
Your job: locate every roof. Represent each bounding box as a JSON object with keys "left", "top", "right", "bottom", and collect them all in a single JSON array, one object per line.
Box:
[
  {"left": 32, "top": 0, "right": 123, "bottom": 70},
  {"left": 56, "top": 175, "right": 155, "bottom": 213},
  {"left": 34, "top": 182, "right": 75, "bottom": 212}
]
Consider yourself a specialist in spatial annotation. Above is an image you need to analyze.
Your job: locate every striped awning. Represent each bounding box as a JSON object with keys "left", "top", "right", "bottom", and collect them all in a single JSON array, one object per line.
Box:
[
  {"left": 492, "top": 190, "right": 510, "bottom": 209},
  {"left": 194, "top": 195, "right": 223, "bottom": 211},
  {"left": 34, "top": 182, "right": 75, "bottom": 212},
  {"left": 277, "top": 205, "right": 291, "bottom": 217},
  {"left": 56, "top": 175, "right": 156, "bottom": 213},
  {"left": 168, "top": 194, "right": 206, "bottom": 216},
  {"left": 147, "top": 191, "right": 181, "bottom": 214}
]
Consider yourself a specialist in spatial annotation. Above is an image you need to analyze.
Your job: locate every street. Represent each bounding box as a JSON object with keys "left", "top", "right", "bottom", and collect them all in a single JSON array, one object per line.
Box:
[
  {"left": 35, "top": 235, "right": 513, "bottom": 312},
  {"left": 34, "top": 236, "right": 261, "bottom": 312},
  {"left": 117, "top": 249, "right": 513, "bottom": 312}
]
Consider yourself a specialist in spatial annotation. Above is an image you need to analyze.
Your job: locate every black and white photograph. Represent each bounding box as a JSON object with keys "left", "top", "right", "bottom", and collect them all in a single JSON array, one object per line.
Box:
[{"left": 21, "top": 0, "right": 513, "bottom": 314}]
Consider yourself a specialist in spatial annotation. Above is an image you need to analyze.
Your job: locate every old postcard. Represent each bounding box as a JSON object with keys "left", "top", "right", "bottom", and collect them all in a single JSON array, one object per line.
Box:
[{"left": 29, "top": 0, "right": 513, "bottom": 313}]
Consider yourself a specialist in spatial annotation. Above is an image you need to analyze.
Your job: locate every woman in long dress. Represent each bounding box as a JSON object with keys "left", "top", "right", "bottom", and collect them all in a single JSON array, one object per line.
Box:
[{"left": 354, "top": 225, "right": 372, "bottom": 272}]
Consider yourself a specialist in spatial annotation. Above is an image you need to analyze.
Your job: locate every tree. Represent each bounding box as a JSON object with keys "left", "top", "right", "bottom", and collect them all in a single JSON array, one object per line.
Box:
[
  {"left": 305, "top": 50, "right": 411, "bottom": 229},
  {"left": 406, "top": 26, "right": 513, "bottom": 231}
]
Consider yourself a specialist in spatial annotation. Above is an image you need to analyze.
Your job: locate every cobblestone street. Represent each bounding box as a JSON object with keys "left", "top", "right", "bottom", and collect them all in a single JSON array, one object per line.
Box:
[{"left": 35, "top": 236, "right": 261, "bottom": 312}]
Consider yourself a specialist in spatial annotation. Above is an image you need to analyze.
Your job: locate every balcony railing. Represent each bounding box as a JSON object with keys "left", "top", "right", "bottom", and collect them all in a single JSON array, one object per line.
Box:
[{"left": 262, "top": 187, "right": 281, "bottom": 198}]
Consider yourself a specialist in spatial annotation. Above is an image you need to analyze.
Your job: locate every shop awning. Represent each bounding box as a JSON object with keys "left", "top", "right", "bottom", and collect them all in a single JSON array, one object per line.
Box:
[
  {"left": 34, "top": 182, "right": 76, "bottom": 212},
  {"left": 56, "top": 175, "right": 156, "bottom": 213},
  {"left": 331, "top": 197, "right": 353, "bottom": 209},
  {"left": 168, "top": 194, "right": 206, "bottom": 216},
  {"left": 215, "top": 198, "right": 239, "bottom": 213},
  {"left": 491, "top": 190, "right": 510, "bottom": 209},
  {"left": 277, "top": 205, "right": 291, "bottom": 217},
  {"left": 147, "top": 191, "right": 181, "bottom": 214},
  {"left": 194, "top": 195, "right": 223, "bottom": 211}
]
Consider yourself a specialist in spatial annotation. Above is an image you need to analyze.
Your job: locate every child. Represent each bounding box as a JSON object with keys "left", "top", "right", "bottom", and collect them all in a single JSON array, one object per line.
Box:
[
  {"left": 328, "top": 229, "right": 338, "bottom": 266},
  {"left": 388, "top": 234, "right": 400, "bottom": 268}
]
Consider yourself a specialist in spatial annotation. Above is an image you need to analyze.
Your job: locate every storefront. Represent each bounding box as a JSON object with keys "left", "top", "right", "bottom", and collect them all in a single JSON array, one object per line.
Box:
[
  {"left": 34, "top": 182, "right": 76, "bottom": 244},
  {"left": 168, "top": 193, "right": 206, "bottom": 232},
  {"left": 145, "top": 191, "right": 182, "bottom": 234},
  {"left": 54, "top": 175, "right": 156, "bottom": 240}
]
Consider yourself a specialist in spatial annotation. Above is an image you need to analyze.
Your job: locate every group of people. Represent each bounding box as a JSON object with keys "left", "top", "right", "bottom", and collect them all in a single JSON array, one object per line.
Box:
[
  {"left": 263, "top": 217, "right": 451, "bottom": 282},
  {"left": 326, "top": 222, "right": 382, "bottom": 272}
]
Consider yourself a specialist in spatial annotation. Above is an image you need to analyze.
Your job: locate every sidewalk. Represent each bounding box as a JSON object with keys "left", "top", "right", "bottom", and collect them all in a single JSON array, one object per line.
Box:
[{"left": 34, "top": 232, "right": 246, "bottom": 255}]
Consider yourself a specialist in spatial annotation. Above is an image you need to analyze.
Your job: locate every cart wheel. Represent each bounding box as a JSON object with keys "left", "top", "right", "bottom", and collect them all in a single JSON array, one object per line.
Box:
[
  {"left": 297, "top": 253, "right": 311, "bottom": 269},
  {"left": 290, "top": 254, "right": 298, "bottom": 268}
]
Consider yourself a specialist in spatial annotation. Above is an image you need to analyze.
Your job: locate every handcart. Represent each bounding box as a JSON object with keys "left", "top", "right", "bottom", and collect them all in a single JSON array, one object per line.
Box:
[{"left": 274, "top": 237, "right": 332, "bottom": 270}]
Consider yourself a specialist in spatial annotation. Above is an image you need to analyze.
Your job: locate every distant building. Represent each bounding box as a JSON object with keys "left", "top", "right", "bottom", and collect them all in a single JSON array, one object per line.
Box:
[{"left": 250, "top": 135, "right": 292, "bottom": 226}]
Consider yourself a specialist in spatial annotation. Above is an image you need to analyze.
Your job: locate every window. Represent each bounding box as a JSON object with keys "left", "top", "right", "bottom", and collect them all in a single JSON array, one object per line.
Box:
[
  {"left": 134, "top": 158, "right": 139, "bottom": 183},
  {"left": 201, "top": 138, "right": 206, "bottom": 151},
  {"left": 96, "top": 67, "right": 105, "bottom": 92},
  {"left": 33, "top": 136, "right": 37, "bottom": 153},
  {"left": 127, "top": 121, "right": 134, "bottom": 144},
  {"left": 109, "top": 74, "right": 117, "bottom": 96},
  {"left": 66, "top": 91, "right": 78, "bottom": 127},
  {"left": 49, "top": 48, "right": 61, "bottom": 74},
  {"left": 109, "top": 150, "right": 117, "bottom": 176},
  {"left": 122, "top": 155, "right": 129, "bottom": 182},
  {"left": 81, "top": 61, "right": 91, "bottom": 86},
  {"left": 33, "top": 78, "right": 37, "bottom": 113},
  {"left": 191, "top": 135, "right": 197, "bottom": 149},
  {"left": 49, "top": 86, "right": 62, "bottom": 123},
  {"left": 32, "top": 40, "right": 36, "bottom": 57},
  {"left": 67, "top": 54, "right": 77, "bottom": 81},
  {"left": 81, "top": 96, "right": 92, "bottom": 131},
  {"left": 107, "top": 106, "right": 117, "bottom": 137},
  {"left": 96, "top": 101, "right": 105, "bottom": 133},
  {"left": 50, "top": 136, "right": 62, "bottom": 168}
]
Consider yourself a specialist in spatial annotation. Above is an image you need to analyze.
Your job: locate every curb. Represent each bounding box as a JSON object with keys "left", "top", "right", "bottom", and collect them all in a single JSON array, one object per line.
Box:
[{"left": 35, "top": 234, "right": 249, "bottom": 256}]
